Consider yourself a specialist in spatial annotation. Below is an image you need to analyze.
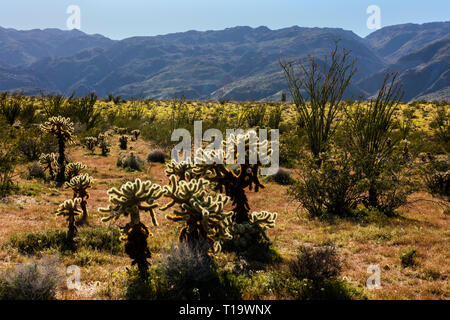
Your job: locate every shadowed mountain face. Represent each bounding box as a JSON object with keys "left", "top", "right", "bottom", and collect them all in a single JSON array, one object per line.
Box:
[{"left": 0, "top": 22, "right": 448, "bottom": 101}]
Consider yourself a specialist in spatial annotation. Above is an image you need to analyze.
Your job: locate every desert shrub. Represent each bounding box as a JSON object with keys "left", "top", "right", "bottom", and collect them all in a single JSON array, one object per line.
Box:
[
  {"left": 289, "top": 244, "right": 342, "bottom": 281},
  {"left": 399, "top": 248, "right": 417, "bottom": 268},
  {"left": 126, "top": 243, "right": 242, "bottom": 300},
  {"left": 0, "top": 257, "right": 61, "bottom": 300},
  {"left": 421, "top": 157, "right": 449, "bottom": 198},
  {"left": 290, "top": 154, "right": 363, "bottom": 218},
  {"left": 0, "top": 92, "right": 22, "bottom": 126},
  {"left": 16, "top": 127, "right": 58, "bottom": 162},
  {"left": 429, "top": 106, "right": 449, "bottom": 152},
  {"left": 6, "top": 230, "right": 67, "bottom": 254},
  {"left": 116, "top": 152, "right": 144, "bottom": 171},
  {"left": 271, "top": 168, "right": 292, "bottom": 185},
  {"left": 147, "top": 150, "right": 166, "bottom": 163},
  {"left": 68, "top": 93, "right": 101, "bottom": 130},
  {"left": 27, "top": 162, "right": 45, "bottom": 180},
  {"left": 245, "top": 104, "right": 267, "bottom": 128},
  {"left": 77, "top": 226, "right": 122, "bottom": 254},
  {"left": 6, "top": 227, "right": 122, "bottom": 254},
  {"left": 98, "top": 134, "right": 111, "bottom": 156}
]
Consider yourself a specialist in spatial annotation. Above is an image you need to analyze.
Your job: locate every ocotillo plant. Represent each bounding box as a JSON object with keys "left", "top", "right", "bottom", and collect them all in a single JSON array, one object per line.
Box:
[
  {"left": 66, "top": 162, "right": 87, "bottom": 180},
  {"left": 161, "top": 175, "right": 233, "bottom": 253},
  {"left": 65, "top": 174, "right": 93, "bottom": 225},
  {"left": 39, "top": 153, "right": 58, "bottom": 180},
  {"left": 99, "top": 178, "right": 164, "bottom": 277},
  {"left": 40, "top": 116, "right": 74, "bottom": 184},
  {"left": 55, "top": 198, "right": 82, "bottom": 245}
]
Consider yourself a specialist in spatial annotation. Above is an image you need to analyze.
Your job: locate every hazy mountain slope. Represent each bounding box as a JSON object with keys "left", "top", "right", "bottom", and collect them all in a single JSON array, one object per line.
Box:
[
  {"left": 365, "top": 22, "right": 450, "bottom": 64},
  {"left": 0, "top": 27, "right": 115, "bottom": 67},
  {"left": 0, "top": 23, "right": 448, "bottom": 101},
  {"left": 358, "top": 37, "right": 450, "bottom": 101},
  {"left": 0, "top": 26, "right": 385, "bottom": 100}
]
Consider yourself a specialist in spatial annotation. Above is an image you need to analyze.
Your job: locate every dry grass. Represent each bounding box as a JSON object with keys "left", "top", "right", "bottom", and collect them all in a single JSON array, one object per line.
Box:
[{"left": 0, "top": 134, "right": 448, "bottom": 300}]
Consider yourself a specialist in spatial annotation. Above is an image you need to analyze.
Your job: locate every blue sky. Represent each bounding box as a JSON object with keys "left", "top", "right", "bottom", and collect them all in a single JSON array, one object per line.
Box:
[{"left": 0, "top": 0, "right": 448, "bottom": 39}]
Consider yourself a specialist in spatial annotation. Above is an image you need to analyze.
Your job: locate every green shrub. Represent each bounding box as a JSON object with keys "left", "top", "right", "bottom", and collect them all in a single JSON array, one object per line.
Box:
[
  {"left": 290, "top": 154, "right": 363, "bottom": 218},
  {"left": 6, "top": 227, "right": 122, "bottom": 254},
  {"left": 6, "top": 230, "right": 66, "bottom": 254}
]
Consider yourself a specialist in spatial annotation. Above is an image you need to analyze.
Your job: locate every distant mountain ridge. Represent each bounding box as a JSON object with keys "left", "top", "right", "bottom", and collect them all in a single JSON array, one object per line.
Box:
[{"left": 0, "top": 22, "right": 448, "bottom": 101}]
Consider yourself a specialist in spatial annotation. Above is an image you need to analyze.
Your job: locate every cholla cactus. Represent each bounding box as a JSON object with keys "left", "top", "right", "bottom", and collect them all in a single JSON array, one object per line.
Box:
[
  {"left": 56, "top": 198, "right": 82, "bottom": 243},
  {"left": 131, "top": 129, "right": 141, "bottom": 141},
  {"left": 226, "top": 211, "right": 278, "bottom": 256},
  {"left": 191, "top": 131, "right": 271, "bottom": 223},
  {"left": 84, "top": 137, "right": 97, "bottom": 153},
  {"left": 65, "top": 173, "right": 93, "bottom": 225},
  {"left": 161, "top": 175, "right": 233, "bottom": 253},
  {"left": 99, "top": 139, "right": 110, "bottom": 156},
  {"left": 165, "top": 160, "right": 198, "bottom": 181},
  {"left": 119, "top": 135, "right": 128, "bottom": 150},
  {"left": 99, "top": 178, "right": 164, "bottom": 276},
  {"left": 66, "top": 162, "right": 87, "bottom": 179},
  {"left": 39, "top": 153, "right": 58, "bottom": 180},
  {"left": 40, "top": 116, "right": 74, "bottom": 183}
]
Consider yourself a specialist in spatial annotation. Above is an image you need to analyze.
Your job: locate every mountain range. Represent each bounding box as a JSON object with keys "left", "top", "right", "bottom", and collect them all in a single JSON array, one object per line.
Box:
[{"left": 0, "top": 22, "right": 448, "bottom": 101}]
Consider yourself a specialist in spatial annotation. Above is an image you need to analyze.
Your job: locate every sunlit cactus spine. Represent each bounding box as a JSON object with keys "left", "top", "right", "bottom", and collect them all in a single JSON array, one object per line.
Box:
[
  {"left": 84, "top": 136, "right": 97, "bottom": 153},
  {"left": 40, "top": 116, "right": 74, "bottom": 184},
  {"left": 55, "top": 198, "right": 82, "bottom": 245},
  {"left": 131, "top": 129, "right": 141, "bottom": 141},
  {"left": 65, "top": 173, "right": 93, "bottom": 225},
  {"left": 39, "top": 153, "right": 58, "bottom": 180},
  {"left": 161, "top": 175, "right": 233, "bottom": 253},
  {"left": 66, "top": 162, "right": 87, "bottom": 180},
  {"left": 119, "top": 135, "right": 128, "bottom": 150},
  {"left": 99, "top": 178, "right": 164, "bottom": 277}
]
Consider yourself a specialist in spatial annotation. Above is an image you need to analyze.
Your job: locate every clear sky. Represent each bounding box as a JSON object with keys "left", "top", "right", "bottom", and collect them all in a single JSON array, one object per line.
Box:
[{"left": 0, "top": 0, "right": 448, "bottom": 39}]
